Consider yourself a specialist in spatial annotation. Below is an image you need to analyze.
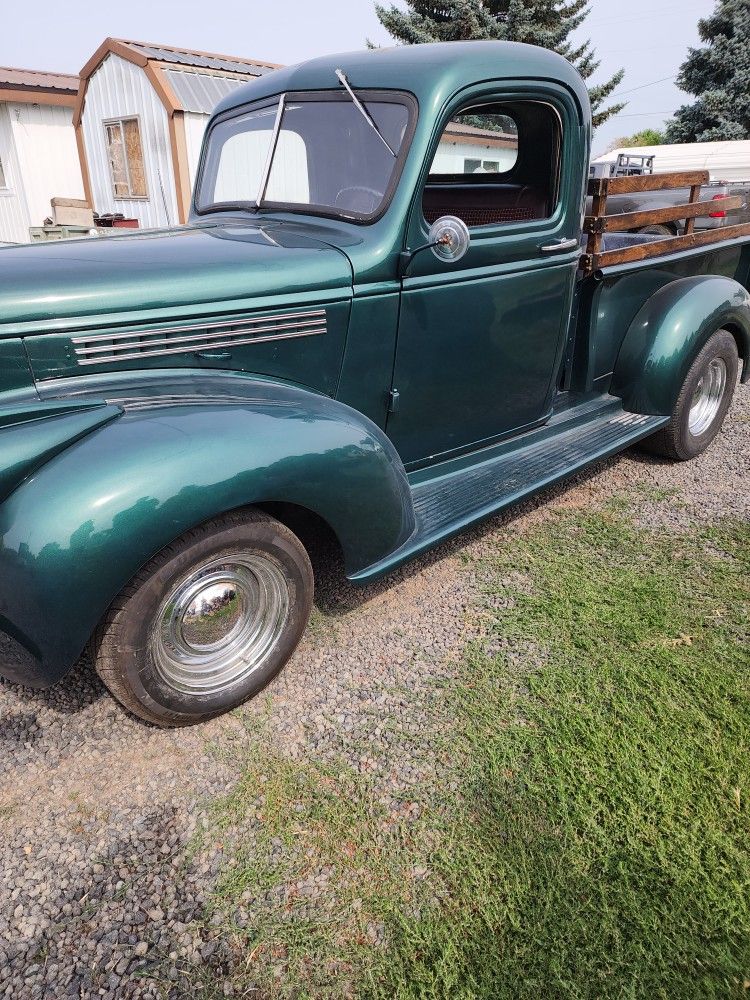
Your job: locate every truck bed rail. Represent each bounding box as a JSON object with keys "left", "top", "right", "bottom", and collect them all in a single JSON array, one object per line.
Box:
[{"left": 581, "top": 170, "right": 750, "bottom": 273}]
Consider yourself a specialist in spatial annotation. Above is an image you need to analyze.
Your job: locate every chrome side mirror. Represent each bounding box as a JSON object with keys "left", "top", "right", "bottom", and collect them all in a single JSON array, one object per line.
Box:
[{"left": 428, "top": 215, "right": 471, "bottom": 263}]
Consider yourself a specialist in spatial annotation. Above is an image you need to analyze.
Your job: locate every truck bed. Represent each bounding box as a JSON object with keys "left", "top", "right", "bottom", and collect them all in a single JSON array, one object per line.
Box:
[
  {"left": 574, "top": 229, "right": 750, "bottom": 402},
  {"left": 582, "top": 170, "right": 750, "bottom": 275}
]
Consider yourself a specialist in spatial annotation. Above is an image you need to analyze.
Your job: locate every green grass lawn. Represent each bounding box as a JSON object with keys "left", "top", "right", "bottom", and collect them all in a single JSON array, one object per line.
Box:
[{"left": 203, "top": 504, "right": 750, "bottom": 1000}]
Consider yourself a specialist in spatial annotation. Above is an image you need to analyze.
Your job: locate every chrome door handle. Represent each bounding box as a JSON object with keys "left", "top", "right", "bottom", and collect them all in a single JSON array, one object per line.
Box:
[{"left": 540, "top": 237, "right": 579, "bottom": 254}]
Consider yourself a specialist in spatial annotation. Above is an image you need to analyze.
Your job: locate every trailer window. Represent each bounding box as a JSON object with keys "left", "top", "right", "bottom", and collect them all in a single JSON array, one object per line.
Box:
[
  {"left": 0, "top": 155, "right": 6, "bottom": 189},
  {"left": 423, "top": 102, "right": 561, "bottom": 229},
  {"left": 104, "top": 118, "right": 147, "bottom": 199}
]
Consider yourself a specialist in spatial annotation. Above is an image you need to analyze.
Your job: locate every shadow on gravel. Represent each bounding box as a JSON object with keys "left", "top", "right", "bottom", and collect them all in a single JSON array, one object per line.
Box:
[
  {"left": 290, "top": 451, "right": 628, "bottom": 618},
  {"left": 1, "top": 448, "right": 630, "bottom": 718},
  {"left": 0, "top": 654, "right": 108, "bottom": 716},
  {"left": 0, "top": 709, "right": 45, "bottom": 748}
]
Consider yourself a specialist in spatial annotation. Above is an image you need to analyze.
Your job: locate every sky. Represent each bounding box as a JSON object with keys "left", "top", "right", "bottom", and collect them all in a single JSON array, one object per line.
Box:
[{"left": 0, "top": 0, "right": 717, "bottom": 157}]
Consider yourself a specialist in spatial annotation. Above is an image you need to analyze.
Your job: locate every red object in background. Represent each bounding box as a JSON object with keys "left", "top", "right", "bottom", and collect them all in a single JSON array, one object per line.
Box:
[
  {"left": 710, "top": 194, "right": 728, "bottom": 219},
  {"left": 112, "top": 218, "right": 139, "bottom": 229}
]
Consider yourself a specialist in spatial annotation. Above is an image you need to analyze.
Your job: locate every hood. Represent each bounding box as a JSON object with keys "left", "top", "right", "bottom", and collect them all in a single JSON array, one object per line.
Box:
[{"left": 0, "top": 221, "right": 352, "bottom": 336}]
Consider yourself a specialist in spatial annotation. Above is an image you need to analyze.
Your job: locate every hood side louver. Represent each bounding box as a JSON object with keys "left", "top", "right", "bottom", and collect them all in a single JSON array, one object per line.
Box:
[{"left": 72, "top": 308, "right": 327, "bottom": 367}]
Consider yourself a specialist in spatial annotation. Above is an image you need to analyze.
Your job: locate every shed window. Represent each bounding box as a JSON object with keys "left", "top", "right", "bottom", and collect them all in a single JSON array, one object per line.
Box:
[
  {"left": 104, "top": 118, "right": 147, "bottom": 198},
  {"left": 0, "top": 155, "right": 6, "bottom": 189}
]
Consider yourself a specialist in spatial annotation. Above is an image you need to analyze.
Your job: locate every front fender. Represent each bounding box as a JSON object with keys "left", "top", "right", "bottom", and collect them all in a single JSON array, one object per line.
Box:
[
  {"left": 0, "top": 374, "right": 414, "bottom": 687},
  {"left": 610, "top": 275, "right": 750, "bottom": 415}
]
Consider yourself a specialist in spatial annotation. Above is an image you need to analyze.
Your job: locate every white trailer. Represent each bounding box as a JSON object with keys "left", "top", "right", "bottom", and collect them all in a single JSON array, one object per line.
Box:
[{"left": 593, "top": 141, "right": 750, "bottom": 184}]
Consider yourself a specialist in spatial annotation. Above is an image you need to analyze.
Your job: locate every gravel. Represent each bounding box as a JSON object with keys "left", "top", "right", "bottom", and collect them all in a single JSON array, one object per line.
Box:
[{"left": 1, "top": 384, "right": 747, "bottom": 998}]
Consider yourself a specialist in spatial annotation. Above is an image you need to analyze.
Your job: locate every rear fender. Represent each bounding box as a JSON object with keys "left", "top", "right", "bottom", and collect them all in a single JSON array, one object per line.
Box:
[
  {"left": 611, "top": 275, "right": 750, "bottom": 415},
  {"left": 0, "top": 375, "right": 414, "bottom": 687}
]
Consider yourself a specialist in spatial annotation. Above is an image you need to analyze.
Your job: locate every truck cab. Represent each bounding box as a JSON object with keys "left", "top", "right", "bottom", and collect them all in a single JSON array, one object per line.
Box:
[{"left": 0, "top": 42, "right": 748, "bottom": 725}]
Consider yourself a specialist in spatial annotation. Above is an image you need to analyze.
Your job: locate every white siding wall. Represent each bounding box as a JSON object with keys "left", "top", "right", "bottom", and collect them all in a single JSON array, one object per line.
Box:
[
  {"left": 432, "top": 140, "right": 518, "bottom": 174},
  {"left": 9, "top": 102, "right": 84, "bottom": 229},
  {"left": 184, "top": 111, "right": 210, "bottom": 192},
  {"left": 0, "top": 103, "right": 31, "bottom": 243},
  {"left": 81, "top": 54, "right": 178, "bottom": 228}
]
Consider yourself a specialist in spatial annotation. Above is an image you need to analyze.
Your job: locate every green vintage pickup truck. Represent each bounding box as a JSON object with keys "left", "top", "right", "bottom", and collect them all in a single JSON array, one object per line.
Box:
[{"left": 1, "top": 42, "right": 748, "bottom": 725}]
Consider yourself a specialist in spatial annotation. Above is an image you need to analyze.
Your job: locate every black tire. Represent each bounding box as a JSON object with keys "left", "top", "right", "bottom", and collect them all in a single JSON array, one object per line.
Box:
[
  {"left": 641, "top": 328, "right": 738, "bottom": 461},
  {"left": 92, "top": 509, "right": 313, "bottom": 727},
  {"left": 638, "top": 224, "right": 675, "bottom": 237}
]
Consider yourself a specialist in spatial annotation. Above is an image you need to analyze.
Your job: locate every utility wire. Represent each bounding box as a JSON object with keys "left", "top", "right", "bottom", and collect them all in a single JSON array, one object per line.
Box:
[
  {"left": 610, "top": 76, "right": 677, "bottom": 100},
  {"left": 587, "top": 4, "right": 708, "bottom": 28}
]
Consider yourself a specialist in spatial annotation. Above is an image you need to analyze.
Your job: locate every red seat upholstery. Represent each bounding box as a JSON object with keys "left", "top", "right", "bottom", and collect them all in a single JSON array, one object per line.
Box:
[{"left": 423, "top": 183, "right": 548, "bottom": 227}]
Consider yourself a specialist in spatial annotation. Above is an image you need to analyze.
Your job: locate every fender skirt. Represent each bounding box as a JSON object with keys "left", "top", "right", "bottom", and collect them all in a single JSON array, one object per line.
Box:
[
  {"left": 611, "top": 275, "right": 750, "bottom": 415},
  {"left": 0, "top": 375, "right": 413, "bottom": 687}
]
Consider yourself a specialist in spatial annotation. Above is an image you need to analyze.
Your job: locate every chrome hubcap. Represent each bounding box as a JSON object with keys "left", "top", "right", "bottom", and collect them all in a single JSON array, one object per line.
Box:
[
  {"left": 688, "top": 358, "right": 727, "bottom": 437},
  {"left": 152, "top": 552, "right": 290, "bottom": 696}
]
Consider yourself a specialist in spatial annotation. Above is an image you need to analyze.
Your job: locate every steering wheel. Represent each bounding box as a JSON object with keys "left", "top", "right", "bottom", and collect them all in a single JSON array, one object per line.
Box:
[{"left": 334, "top": 186, "right": 383, "bottom": 214}]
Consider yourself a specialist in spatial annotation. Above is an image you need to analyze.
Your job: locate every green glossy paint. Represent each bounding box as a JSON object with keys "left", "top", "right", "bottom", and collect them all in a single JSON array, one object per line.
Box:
[
  {"left": 611, "top": 275, "right": 750, "bottom": 413},
  {"left": 0, "top": 41, "right": 748, "bottom": 689}
]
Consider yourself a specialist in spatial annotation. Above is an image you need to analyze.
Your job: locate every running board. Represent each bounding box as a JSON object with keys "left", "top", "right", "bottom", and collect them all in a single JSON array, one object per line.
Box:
[{"left": 350, "top": 404, "right": 667, "bottom": 581}]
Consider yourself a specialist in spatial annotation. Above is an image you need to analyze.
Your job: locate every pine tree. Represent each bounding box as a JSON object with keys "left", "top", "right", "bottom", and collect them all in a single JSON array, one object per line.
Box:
[
  {"left": 373, "top": 0, "right": 626, "bottom": 128},
  {"left": 667, "top": 0, "right": 750, "bottom": 143}
]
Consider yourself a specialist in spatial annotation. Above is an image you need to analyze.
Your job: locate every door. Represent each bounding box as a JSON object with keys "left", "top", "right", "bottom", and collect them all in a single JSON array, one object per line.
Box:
[{"left": 386, "top": 94, "right": 582, "bottom": 467}]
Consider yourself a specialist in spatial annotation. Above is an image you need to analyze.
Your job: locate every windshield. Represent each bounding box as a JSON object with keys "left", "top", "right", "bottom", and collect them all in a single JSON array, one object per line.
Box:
[{"left": 196, "top": 93, "right": 413, "bottom": 221}]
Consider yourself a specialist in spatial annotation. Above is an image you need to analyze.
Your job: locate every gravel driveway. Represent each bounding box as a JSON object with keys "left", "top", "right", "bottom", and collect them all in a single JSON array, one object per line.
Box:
[{"left": 1, "top": 386, "right": 747, "bottom": 999}]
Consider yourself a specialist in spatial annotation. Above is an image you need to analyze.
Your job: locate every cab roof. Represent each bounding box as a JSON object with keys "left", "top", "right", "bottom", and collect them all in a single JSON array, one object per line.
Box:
[{"left": 212, "top": 40, "right": 590, "bottom": 122}]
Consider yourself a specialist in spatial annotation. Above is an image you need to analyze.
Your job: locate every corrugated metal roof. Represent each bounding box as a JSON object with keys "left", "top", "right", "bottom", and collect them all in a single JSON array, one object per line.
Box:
[
  {"left": 0, "top": 66, "right": 78, "bottom": 93},
  {"left": 122, "top": 40, "right": 276, "bottom": 76},
  {"left": 165, "top": 69, "right": 252, "bottom": 114}
]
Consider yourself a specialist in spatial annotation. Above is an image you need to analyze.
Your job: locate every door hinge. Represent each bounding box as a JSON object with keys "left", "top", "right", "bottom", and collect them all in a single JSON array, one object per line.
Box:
[{"left": 387, "top": 388, "right": 400, "bottom": 414}]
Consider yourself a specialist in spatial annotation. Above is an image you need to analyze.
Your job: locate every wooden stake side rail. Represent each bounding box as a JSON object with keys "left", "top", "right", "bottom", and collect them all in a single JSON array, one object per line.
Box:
[
  {"left": 587, "top": 170, "right": 709, "bottom": 196},
  {"left": 581, "top": 169, "right": 750, "bottom": 274},
  {"left": 583, "top": 195, "right": 745, "bottom": 235},
  {"left": 581, "top": 222, "right": 750, "bottom": 272}
]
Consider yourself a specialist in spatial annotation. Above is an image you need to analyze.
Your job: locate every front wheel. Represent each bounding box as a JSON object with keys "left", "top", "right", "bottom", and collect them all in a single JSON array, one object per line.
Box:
[
  {"left": 642, "top": 328, "right": 738, "bottom": 461},
  {"left": 93, "top": 510, "right": 314, "bottom": 726}
]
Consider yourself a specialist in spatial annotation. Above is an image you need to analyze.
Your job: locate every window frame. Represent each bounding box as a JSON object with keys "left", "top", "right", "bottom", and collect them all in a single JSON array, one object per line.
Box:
[
  {"left": 103, "top": 115, "right": 149, "bottom": 201},
  {"left": 421, "top": 97, "right": 564, "bottom": 235},
  {"left": 194, "top": 88, "right": 419, "bottom": 225}
]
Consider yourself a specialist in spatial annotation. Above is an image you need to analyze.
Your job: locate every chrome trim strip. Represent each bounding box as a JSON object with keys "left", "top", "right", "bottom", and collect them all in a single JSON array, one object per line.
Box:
[
  {"left": 257, "top": 93, "right": 286, "bottom": 206},
  {"left": 74, "top": 317, "right": 326, "bottom": 357},
  {"left": 70, "top": 308, "right": 327, "bottom": 345},
  {"left": 75, "top": 327, "right": 324, "bottom": 366}
]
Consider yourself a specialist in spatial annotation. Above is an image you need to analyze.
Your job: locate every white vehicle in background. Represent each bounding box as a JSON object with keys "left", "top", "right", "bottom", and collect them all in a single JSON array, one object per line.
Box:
[
  {"left": 587, "top": 140, "right": 750, "bottom": 236},
  {"left": 590, "top": 142, "right": 750, "bottom": 236}
]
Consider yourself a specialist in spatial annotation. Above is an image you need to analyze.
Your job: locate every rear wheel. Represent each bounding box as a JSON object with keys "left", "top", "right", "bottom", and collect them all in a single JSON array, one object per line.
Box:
[
  {"left": 93, "top": 510, "right": 313, "bottom": 726},
  {"left": 642, "top": 328, "right": 738, "bottom": 461},
  {"left": 637, "top": 224, "right": 675, "bottom": 237}
]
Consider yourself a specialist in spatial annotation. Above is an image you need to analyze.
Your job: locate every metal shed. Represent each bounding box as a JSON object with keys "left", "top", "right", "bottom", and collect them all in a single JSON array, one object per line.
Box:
[
  {"left": 75, "top": 38, "right": 279, "bottom": 228},
  {"left": 0, "top": 67, "right": 84, "bottom": 243}
]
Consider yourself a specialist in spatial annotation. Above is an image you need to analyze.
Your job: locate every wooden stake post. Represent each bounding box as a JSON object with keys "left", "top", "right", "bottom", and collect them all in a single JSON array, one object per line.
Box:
[{"left": 581, "top": 170, "right": 750, "bottom": 274}]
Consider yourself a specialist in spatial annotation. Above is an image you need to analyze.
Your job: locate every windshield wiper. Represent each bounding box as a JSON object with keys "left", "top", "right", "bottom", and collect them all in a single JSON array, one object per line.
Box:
[{"left": 335, "top": 69, "right": 397, "bottom": 158}]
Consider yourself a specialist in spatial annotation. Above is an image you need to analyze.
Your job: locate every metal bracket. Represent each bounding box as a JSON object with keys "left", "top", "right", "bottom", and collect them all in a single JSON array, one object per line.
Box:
[{"left": 583, "top": 216, "right": 606, "bottom": 235}]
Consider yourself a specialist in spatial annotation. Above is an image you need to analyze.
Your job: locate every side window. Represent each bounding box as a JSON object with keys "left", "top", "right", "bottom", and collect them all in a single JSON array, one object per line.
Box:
[
  {"left": 423, "top": 102, "right": 561, "bottom": 229},
  {"left": 104, "top": 118, "right": 147, "bottom": 199},
  {"left": 0, "top": 154, "right": 6, "bottom": 189}
]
